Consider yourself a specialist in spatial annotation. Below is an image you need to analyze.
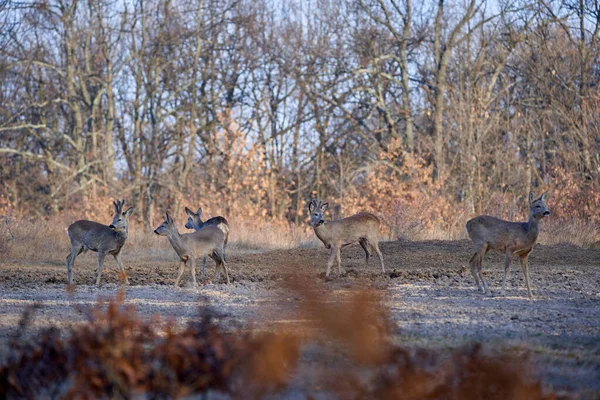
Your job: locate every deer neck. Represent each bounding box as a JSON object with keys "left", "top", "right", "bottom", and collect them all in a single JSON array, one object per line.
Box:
[
  {"left": 167, "top": 230, "right": 186, "bottom": 255},
  {"left": 112, "top": 226, "right": 128, "bottom": 242},
  {"left": 313, "top": 223, "right": 331, "bottom": 245},
  {"left": 525, "top": 212, "right": 540, "bottom": 242},
  {"left": 195, "top": 221, "right": 206, "bottom": 230}
]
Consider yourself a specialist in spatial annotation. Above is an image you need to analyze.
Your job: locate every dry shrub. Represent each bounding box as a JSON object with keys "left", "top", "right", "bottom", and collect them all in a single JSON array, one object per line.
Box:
[
  {"left": 371, "top": 343, "right": 556, "bottom": 400},
  {"left": 343, "top": 148, "right": 470, "bottom": 241},
  {"left": 292, "top": 278, "right": 391, "bottom": 366},
  {"left": 2, "top": 135, "right": 599, "bottom": 253},
  {"left": 285, "top": 277, "right": 558, "bottom": 399},
  {"left": 0, "top": 282, "right": 562, "bottom": 399},
  {"left": 339, "top": 147, "right": 599, "bottom": 246},
  {"left": 0, "top": 291, "right": 301, "bottom": 399},
  {"left": 240, "top": 331, "right": 302, "bottom": 397}
]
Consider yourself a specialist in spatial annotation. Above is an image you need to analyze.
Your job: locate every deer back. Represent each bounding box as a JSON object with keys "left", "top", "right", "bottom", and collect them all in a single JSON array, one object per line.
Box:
[
  {"left": 466, "top": 192, "right": 550, "bottom": 252},
  {"left": 466, "top": 216, "right": 529, "bottom": 249},
  {"left": 185, "top": 207, "right": 230, "bottom": 237},
  {"left": 68, "top": 220, "right": 125, "bottom": 253},
  {"left": 181, "top": 225, "right": 226, "bottom": 256},
  {"left": 316, "top": 212, "right": 381, "bottom": 246}
]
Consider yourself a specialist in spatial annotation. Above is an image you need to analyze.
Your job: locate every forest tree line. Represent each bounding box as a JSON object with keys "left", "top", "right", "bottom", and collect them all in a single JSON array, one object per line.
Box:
[{"left": 0, "top": 0, "right": 598, "bottom": 234}]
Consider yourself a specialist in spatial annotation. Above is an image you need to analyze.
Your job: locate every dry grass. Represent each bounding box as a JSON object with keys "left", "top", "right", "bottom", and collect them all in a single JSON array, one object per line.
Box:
[
  {"left": 0, "top": 216, "right": 316, "bottom": 264},
  {"left": 1, "top": 208, "right": 597, "bottom": 265},
  {"left": 539, "top": 218, "right": 600, "bottom": 247},
  {"left": 228, "top": 219, "right": 314, "bottom": 251}
]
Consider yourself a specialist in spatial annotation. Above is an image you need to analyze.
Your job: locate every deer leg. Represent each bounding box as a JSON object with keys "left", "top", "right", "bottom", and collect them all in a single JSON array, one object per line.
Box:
[
  {"left": 66, "top": 245, "right": 83, "bottom": 285},
  {"left": 222, "top": 260, "right": 230, "bottom": 284},
  {"left": 371, "top": 242, "right": 385, "bottom": 273},
  {"left": 359, "top": 239, "right": 370, "bottom": 265},
  {"left": 190, "top": 258, "right": 198, "bottom": 288},
  {"left": 96, "top": 252, "right": 106, "bottom": 286},
  {"left": 208, "top": 252, "right": 221, "bottom": 281},
  {"left": 215, "top": 250, "right": 230, "bottom": 284},
  {"left": 469, "top": 253, "right": 482, "bottom": 292},
  {"left": 113, "top": 253, "right": 129, "bottom": 285},
  {"left": 212, "top": 254, "right": 220, "bottom": 283},
  {"left": 477, "top": 254, "right": 488, "bottom": 294},
  {"left": 501, "top": 252, "right": 512, "bottom": 296},
  {"left": 520, "top": 252, "right": 533, "bottom": 299},
  {"left": 335, "top": 246, "right": 342, "bottom": 275},
  {"left": 326, "top": 247, "right": 336, "bottom": 277},
  {"left": 200, "top": 256, "right": 207, "bottom": 280},
  {"left": 475, "top": 247, "right": 488, "bottom": 294},
  {"left": 175, "top": 260, "right": 186, "bottom": 287}
]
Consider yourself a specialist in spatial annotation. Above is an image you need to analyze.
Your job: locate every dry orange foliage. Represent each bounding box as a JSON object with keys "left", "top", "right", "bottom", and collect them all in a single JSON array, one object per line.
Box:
[{"left": 0, "top": 282, "right": 561, "bottom": 399}]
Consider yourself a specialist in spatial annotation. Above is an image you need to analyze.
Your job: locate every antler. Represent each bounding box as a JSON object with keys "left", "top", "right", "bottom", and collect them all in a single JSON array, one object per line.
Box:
[
  {"left": 308, "top": 199, "right": 326, "bottom": 212},
  {"left": 113, "top": 199, "right": 121, "bottom": 214}
]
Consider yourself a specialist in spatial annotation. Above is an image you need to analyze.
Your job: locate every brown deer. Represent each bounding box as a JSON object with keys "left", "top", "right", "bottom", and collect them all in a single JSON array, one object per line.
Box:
[
  {"left": 466, "top": 191, "right": 550, "bottom": 299},
  {"left": 308, "top": 199, "right": 385, "bottom": 277},
  {"left": 184, "top": 206, "right": 230, "bottom": 279},
  {"left": 66, "top": 199, "right": 134, "bottom": 286},
  {"left": 154, "top": 213, "right": 229, "bottom": 287}
]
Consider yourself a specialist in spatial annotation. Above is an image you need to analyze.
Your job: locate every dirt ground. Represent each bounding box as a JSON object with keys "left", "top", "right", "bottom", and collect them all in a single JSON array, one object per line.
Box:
[{"left": 0, "top": 239, "right": 599, "bottom": 398}]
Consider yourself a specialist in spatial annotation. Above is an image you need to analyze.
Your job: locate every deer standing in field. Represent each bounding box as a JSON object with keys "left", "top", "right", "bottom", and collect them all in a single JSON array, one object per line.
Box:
[
  {"left": 66, "top": 199, "right": 134, "bottom": 286},
  {"left": 309, "top": 199, "right": 385, "bottom": 277},
  {"left": 184, "top": 206, "right": 230, "bottom": 279},
  {"left": 155, "top": 213, "right": 229, "bottom": 287},
  {"left": 466, "top": 191, "right": 550, "bottom": 299}
]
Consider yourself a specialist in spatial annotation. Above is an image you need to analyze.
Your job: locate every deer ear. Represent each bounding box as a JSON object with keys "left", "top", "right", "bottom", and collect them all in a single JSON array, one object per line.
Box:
[
  {"left": 308, "top": 201, "right": 314, "bottom": 212},
  {"left": 123, "top": 207, "right": 134, "bottom": 217},
  {"left": 166, "top": 213, "right": 173, "bottom": 224},
  {"left": 528, "top": 191, "right": 535, "bottom": 204},
  {"left": 321, "top": 202, "right": 329, "bottom": 211},
  {"left": 196, "top": 207, "right": 203, "bottom": 218},
  {"left": 185, "top": 207, "right": 194, "bottom": 217},
  {"left": 540, "top": 192, "right": 549, "bottom": 202}
]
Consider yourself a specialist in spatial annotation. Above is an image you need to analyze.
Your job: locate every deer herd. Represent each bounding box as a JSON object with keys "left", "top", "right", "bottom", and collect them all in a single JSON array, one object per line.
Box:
[{"left": 66, "top": 192, "right": 551, "bottom": 299}]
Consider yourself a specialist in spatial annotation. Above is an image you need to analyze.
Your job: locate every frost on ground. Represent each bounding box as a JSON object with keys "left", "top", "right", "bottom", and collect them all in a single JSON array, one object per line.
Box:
[{"left": 0, "top": 240, "right": 598, "bottom": 398}]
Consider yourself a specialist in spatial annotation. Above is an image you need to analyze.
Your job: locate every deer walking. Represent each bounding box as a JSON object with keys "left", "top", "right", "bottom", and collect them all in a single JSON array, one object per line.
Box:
[
  {"left": 184, "top": 206, "right": 230, "bottom": 279},
  {"left": 154, "top": 213, "right": 229, "bottom": 287},
  {"left": 66, "top": 199, "right": 134, "bottom": 286},
  {"left": 466, "top": 191, "right": 550, "bottom": 299},
  {"left": 309, "top": 199, "right": 385, "bottom": 277}
]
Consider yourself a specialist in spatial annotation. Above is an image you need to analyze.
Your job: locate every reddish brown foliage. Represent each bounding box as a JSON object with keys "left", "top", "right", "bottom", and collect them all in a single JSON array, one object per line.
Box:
[
  {"left": 372, "top": 344, "right": 556, "bottom": 400},
  {"left": 0, "top": 292, "right": 264, "bottom": 398},
  {"left": 0, "top": 285, "right": 561, "bottom": 399}
]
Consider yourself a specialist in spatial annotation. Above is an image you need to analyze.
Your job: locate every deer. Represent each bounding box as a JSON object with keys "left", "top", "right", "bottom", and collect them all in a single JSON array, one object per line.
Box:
[
  {"left": 184, "top": 206, "right": 230, "bottom": 280},
  {"left": 66, "top": 199, "right": 134, "bottom": 286},
  {"left": 308, "top": 199, "right": 385, "bottom": 277},
  {"left": 154, "top": 213, "right": 229, "bottom": 287},
  {"left": 466, "top": 191, "right": 550, "bottom": 299}
]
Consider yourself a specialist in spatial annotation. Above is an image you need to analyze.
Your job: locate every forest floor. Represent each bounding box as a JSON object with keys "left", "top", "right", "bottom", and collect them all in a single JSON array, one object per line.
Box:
[{"left": 0, "top": 239, "right": 598, "bottom": 398}]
